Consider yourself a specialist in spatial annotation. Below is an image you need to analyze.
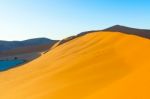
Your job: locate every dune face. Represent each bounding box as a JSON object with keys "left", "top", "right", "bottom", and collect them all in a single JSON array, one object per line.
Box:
[
  {"left": 0, "top": 31, "right": 150, "bottom": 99},
  {"left": 52, "top": 30, "right": 98, "bottom": 48}
]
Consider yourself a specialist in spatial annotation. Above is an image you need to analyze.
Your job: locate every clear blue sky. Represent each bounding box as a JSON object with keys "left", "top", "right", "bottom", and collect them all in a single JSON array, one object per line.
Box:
[{"left": 0, "top": 0, "right": 150, "bottom": 40}]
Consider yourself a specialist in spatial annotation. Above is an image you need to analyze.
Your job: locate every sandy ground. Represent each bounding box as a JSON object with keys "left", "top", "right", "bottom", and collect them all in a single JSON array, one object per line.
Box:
[{"left": 0, "top": 32, "right": 150, "bottom": 99}]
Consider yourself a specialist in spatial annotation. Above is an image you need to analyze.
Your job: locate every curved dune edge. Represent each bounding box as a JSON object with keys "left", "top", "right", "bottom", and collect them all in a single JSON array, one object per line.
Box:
[{"left": 0, "top": 32, "right": 150, "bottom": 99}]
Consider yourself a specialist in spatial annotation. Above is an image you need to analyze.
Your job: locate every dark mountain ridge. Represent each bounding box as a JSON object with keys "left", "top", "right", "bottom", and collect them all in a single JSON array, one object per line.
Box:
[{"left": 103, "top": 25, "right": 150, "bottom": 39}]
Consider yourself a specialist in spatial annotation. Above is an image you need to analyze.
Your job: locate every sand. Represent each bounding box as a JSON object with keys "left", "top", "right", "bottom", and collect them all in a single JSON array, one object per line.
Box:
[{"left": 0, "top": 31, "right": 150, "bottom": 99}]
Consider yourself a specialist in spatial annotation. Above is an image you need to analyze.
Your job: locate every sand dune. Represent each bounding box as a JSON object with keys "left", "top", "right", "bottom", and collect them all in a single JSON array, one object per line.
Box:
[
  {"left": 0, "top": 31, "right": 150, "bottom": 99},
  {"left": 52, "top": 25, "right": 150, "bottom": 48}
]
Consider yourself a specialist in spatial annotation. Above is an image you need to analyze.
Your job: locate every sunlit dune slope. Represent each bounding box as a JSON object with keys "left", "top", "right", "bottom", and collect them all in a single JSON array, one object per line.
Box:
[{"left": 0, "top": 31, "right": 150, "bottom": 99}]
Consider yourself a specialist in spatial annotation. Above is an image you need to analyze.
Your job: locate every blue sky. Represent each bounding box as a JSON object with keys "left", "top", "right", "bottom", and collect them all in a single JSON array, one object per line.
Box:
[{"left": 0, "top": 0, "right": 150, "bottom": 40}]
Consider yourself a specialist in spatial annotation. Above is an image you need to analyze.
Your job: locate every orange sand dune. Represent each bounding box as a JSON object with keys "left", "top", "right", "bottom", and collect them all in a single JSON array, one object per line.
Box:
[{"left": 0, "top": 31, "right": 150, "bottom": 99}]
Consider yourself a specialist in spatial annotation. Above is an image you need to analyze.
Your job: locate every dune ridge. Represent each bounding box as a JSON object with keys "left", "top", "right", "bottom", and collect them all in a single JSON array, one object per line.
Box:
[
  {"left": 0, "top": 31, "right": 150, "bottom": 99},
  {"left": 52, "top": 25, "right": 150, "bottom": 48}
]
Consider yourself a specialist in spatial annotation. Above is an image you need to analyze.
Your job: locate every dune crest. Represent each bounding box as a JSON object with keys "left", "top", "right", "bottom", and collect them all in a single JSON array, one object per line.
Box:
[{"left": 0, "top": 31, "right": 150, "bottom": 99}]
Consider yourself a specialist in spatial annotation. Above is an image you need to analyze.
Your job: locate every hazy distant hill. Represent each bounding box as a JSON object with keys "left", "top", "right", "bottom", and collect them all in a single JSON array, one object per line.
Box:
[
  {"left": 0, "top": 38, "right": 58, "bottom": 61},
  {"left": 0, "top": 38, "right": 57, "bottom": 51}
]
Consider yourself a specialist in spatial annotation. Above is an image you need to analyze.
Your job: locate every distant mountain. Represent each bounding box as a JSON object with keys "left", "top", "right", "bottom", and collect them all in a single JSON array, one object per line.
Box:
[
  {"left": 103, "top": 25, "right": 150, "bottom": 39},
  {"left": 0, "top": 38, "right": 57, "bottom": 51},
  {"left": 0, "top": 37, "right": 58, "bottom": 61},
  {"left": 0, "top": 37, "right": 58, "bottom": 71},
  {"left": 0, "top": 44, "right": 52, "bottom": 60}
]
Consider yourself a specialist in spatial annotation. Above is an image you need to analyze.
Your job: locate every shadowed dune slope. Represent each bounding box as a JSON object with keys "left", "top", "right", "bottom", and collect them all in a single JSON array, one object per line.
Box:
[{"left": 0, "top": 31, "right": 150, "bottom": 99}]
